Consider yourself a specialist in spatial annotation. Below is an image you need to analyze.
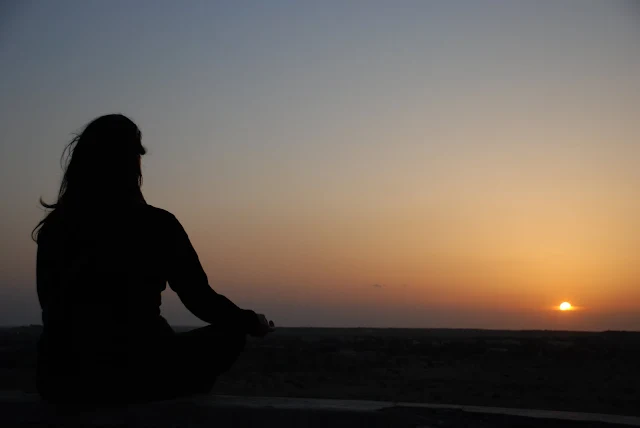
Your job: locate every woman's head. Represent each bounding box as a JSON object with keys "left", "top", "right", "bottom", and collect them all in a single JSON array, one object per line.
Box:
[
  {"left": 33, "top": 114, "right": 146, "bottom": 241},
  {"left": 61, "top": 114, "right": 146, "bottom": 201}
]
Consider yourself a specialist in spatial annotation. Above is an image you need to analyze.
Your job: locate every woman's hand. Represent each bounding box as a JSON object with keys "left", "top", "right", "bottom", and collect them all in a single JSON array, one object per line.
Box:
[{"left": 250, "top": 313, "right": 275, "bottom": 337}]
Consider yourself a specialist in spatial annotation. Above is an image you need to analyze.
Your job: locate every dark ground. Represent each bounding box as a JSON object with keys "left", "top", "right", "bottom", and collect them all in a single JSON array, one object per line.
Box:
[
  {"left": 0, "top": 394, "right": 633, "bottom": 428},
  {"left": 1, "top": 326, "right": 639, "bottom": 417}
]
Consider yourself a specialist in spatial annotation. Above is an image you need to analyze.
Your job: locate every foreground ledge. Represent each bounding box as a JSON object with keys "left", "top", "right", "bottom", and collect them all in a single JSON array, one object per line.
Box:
[{"left": 1, "top": 391, "right": 638, "bottom": 427}]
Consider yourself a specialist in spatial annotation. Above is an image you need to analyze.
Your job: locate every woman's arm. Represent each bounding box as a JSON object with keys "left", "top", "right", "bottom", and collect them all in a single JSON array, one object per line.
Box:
[{"left": 166, "top": 214, "right": 259, "bottom": 333}]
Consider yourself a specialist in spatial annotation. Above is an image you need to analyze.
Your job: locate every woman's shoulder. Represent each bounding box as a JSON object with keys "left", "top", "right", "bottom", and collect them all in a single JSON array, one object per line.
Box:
[{"left": 140, "top": 204, "right": 181, "bottom": 226}]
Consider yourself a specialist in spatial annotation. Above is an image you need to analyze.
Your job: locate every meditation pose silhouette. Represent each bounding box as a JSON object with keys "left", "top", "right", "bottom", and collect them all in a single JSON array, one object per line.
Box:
[{"left": 33, "top": 114, "right": 275, "bottom": 404}]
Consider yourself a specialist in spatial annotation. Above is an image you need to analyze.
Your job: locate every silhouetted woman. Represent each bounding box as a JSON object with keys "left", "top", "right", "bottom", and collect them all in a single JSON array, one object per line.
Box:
[{"left": 33, "top": 114, "right": 274, "bottom": 404}]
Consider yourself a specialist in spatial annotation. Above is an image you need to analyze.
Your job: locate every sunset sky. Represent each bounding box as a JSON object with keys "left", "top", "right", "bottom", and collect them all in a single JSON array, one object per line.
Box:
[{"left": 1, "top": 1, "right": 638, "bottom": 330}]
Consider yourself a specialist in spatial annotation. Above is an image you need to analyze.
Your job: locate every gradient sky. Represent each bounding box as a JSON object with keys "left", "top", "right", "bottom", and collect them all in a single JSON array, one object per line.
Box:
[{"left": 1, "top": 1, "right": 639, "bottom": 330}]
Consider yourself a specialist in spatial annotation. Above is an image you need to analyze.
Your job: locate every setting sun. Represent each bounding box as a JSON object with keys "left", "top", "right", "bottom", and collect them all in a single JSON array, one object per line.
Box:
[{"left": 559, "top": 302, "right": 572, "bottom": 311}]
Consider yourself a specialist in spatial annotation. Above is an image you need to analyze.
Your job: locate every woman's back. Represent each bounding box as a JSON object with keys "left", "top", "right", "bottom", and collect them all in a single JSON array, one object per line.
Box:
[
  {"left": 37, "top": 204, "right": 174, "bottom": 338},
  {"left": 36, "top": 204, "right": 180, "bottom": 400}
]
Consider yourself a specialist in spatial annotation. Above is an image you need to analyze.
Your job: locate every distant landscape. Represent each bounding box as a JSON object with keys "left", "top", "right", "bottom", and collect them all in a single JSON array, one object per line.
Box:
[{"left": 1, "top": 326, "right": 639, "bottom": 416}]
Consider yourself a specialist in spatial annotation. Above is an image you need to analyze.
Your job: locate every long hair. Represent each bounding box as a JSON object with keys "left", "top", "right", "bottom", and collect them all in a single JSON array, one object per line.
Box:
[{"left": 32, "top": 114, "right": 147, "bottom": 242}]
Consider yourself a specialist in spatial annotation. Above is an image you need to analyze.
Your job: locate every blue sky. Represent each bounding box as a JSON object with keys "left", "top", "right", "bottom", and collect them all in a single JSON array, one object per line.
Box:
[{"left": 1, "top": 1, "right": 639, "bottom": 329}]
